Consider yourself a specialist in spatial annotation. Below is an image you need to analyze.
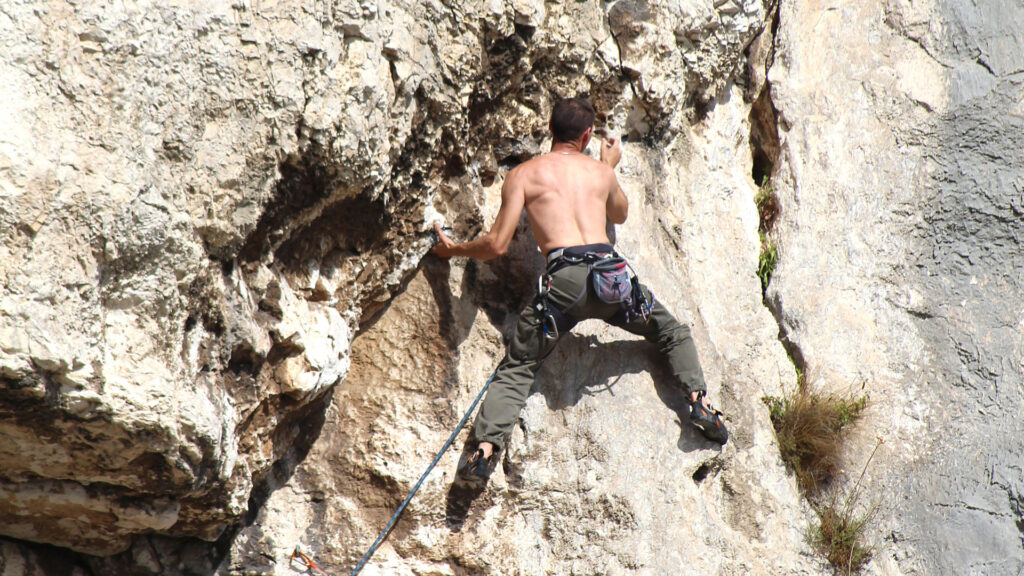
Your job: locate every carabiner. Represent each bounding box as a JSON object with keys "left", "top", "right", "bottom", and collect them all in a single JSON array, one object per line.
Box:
[{"left": 542, "top": 313, "right": 559, "bottom": 340}]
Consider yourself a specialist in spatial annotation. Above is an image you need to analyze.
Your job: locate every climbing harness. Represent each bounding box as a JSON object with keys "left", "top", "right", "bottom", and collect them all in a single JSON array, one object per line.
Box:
[
  {"left": 345, "top": 365, "right": 500, "bottom": 576},
  {"left": 537, "top": 246, "right": 655, "bottom": 337}
]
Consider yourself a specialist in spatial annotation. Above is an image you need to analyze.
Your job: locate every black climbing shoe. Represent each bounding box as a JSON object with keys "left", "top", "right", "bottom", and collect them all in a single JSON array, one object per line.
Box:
[
  {"left": 456, "top": 448, "right": 494, "bottom": 486},
  {"left": 689, "top": 392, "right": 729, "bottom": 445}
]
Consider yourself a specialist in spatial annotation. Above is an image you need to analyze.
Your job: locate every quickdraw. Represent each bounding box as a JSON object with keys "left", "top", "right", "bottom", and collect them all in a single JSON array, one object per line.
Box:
[
  {"left": 536, "top": 274, "right": 559, "bottom": 340},
  {"left": 623, "top": 275, "right": 654, "bottom": 324},
  {"left": 292, "top": 544, "right": 330, "bottom": 576}
]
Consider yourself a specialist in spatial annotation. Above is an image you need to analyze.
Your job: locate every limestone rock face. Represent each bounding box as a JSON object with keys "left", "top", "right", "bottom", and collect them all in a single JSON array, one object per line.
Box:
[
  {"left": 2, "top": 0, "right": 794, "bottom": 566},
  {"left": 1, "top": 0, "right": 1022, "bottom": 574},
  {"left": 0, "top": 0, "right": 452, "bottom": 556},
  {"left": 219, "top": 83, "right": 815, "bottom": 574},
  {"left": 767, "top": 0, "right": 1024, "bottom": 573}
]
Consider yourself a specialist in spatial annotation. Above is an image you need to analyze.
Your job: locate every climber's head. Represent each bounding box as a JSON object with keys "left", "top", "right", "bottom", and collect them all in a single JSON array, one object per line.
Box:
[{"left": 549, "top": 98, "right": 595, "bottom": 147}]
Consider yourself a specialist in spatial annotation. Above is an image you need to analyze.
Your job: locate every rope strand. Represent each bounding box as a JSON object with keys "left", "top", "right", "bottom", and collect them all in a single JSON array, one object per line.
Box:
[{"left": 347, "top": 367, "right": 499, "bottom": 575}]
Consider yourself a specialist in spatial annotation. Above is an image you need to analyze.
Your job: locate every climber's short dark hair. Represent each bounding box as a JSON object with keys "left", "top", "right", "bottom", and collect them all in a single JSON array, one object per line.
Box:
[{"left": 549, "top": 98, "right": 595, "bottom": 143}]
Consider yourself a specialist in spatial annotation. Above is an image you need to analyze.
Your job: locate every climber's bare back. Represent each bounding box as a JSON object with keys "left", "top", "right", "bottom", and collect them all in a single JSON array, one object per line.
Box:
[
  {"left": 430, "top": 136, "right": 625, "bottom": 261},
  {"left": 509, "top": 150, "right": 625, "bottom": 254}
]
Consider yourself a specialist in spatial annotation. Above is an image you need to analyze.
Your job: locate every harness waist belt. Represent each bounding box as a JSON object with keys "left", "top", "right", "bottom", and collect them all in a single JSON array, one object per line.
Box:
[{"left": 546, "top": 243, "right": 615, "bottom": 265}]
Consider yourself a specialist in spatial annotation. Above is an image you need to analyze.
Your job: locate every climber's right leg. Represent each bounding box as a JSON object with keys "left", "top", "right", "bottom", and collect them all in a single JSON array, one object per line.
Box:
[
  {"left": 612, "top": 286, "right": 707, "bottom": 397},
  {"left": 611, "top": 286, "right": 728, "bottom": 444}
]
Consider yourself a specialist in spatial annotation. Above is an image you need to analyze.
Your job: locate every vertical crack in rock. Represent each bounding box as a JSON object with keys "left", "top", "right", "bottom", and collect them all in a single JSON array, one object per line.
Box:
[
  {"left": 749, "top": 85, "right": 779, "bottom": 185},
  {"left": 605, "top": 8, "right": 652, "bottom": 136},
  {"left": 746, "top": 0, "right": 781, "bottom": 185},
  {"left": 1009, "top": 489, "right": 1024, "bottom": 553},
  {"left": 746, "top": 0, "right": 804, "bottom": 373}
]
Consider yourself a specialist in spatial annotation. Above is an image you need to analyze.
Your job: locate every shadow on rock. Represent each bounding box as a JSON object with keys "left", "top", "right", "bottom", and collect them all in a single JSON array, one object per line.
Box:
[
  {"left": 444, "top": 440, "right": 492, "bottom": 532},
  {"left": 533, "top": 334, "right": 714, "bottom": 453},
  {"left": 444, "top": 482, "right": 488, "bottom": 532},
  {"left": 71, "top": 388, "right": 335, "bottom": 576}
]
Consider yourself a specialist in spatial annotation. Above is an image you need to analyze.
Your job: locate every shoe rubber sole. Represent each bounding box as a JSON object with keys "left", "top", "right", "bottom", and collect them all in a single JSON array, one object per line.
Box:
[{"left": 690, "top": 403, "right": 729, "bottom": 445}]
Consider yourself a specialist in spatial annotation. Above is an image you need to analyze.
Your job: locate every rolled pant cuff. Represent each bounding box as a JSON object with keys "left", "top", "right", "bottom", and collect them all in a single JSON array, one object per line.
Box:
[
  {"left": 473, "top": 434, "right": 506, "bottom": 453},
  {"left": 676, "top": 371, "right": 707, "bottom": 396}
]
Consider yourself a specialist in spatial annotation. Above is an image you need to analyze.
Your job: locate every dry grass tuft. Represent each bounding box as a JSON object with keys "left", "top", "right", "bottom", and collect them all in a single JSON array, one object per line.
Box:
[
  {"left": 814, "top": 497, "right": 876, "bottom": 575},
  {"left": 762, "top": 374, "right": 868, "bottom": 494},
  {"left": 812, "top": 439, "right": 883, "bottom": 575},
  {"left": 755, "top": 177, "right": 781, "bottom": 232},
  {"left": 764, "top": 372, "right": 876, "bottom": 574}
]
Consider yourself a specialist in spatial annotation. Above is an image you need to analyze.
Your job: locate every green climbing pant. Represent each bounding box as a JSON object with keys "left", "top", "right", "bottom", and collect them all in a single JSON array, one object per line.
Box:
[{"left": 472, "top": 248, "right": 707, "bottom": 451}]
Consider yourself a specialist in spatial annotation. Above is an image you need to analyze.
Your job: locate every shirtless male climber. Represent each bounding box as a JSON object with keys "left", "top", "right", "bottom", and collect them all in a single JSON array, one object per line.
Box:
[{"left": 431, "top": 97, "right": 728, "bottom": 484}]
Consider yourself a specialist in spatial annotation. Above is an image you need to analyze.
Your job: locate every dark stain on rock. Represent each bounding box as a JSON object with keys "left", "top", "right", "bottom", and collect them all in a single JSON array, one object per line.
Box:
[
  {"left": 238, "top": 150, "right": 333, "bottom": 265},
  {"left": 274, "top": 194, "right": 388, "bottom": 273}
]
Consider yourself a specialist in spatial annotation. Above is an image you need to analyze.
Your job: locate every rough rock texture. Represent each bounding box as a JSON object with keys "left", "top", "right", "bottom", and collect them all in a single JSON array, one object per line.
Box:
[
  {"left": 2, "top": 0, "right": 807, "bottom": 567},
  {"left": 0, "top": 540, "right": 90, "bottom": 576},
  {"left": 0, "top": 0, "right": 442, "bottom": 556},
  {"left": 766, "top": 0, "right": 1024, "bottom": 574},
  {"left": 218, "top": 83, "right": 818, "bottom": 574},
  {"left": 1, "top": 0, "right": 1022, "bottom": 574}
]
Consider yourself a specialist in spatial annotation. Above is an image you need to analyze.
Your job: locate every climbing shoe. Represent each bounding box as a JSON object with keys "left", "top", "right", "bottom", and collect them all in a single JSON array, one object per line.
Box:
[
  {"left": 456, "top": 448, "right": 494, "bottom": 487},
  {"left": 689, "top": 392, "right": 729, "bottom": 445}
]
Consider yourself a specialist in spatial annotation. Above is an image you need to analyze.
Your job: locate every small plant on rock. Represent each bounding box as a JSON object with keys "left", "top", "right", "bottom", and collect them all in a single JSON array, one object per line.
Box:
[
  {"left": 762, "top": 374, "right": 868, "bottom": 494},
  {"left": 755, "top": 176, "right": 780, "bottom": 232},
  {"left": 757, "top": 232, "right": 778, "bottom": 294},
  {"left": 763, "top": 373, "right": 875, "bottom": 574},
  {"left": 755, "top": 177, "right": 780, "bottom": 294},
  {"left": 812, "top": 439, "right": 883, "bottom": 575}
]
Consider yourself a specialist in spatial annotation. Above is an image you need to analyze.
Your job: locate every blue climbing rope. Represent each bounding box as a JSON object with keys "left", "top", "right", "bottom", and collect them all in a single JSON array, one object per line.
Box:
[{"left": 348, "top": 366, "right": 499, "bottom": 575}]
